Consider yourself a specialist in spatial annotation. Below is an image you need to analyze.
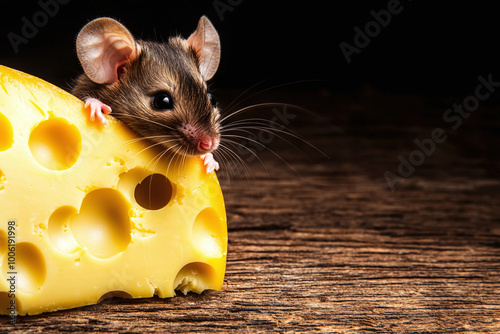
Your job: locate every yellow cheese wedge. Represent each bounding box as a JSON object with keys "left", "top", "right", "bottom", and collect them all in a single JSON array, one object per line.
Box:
[{"left": 0, "top": 65, "right": 227, "bottom": 316}]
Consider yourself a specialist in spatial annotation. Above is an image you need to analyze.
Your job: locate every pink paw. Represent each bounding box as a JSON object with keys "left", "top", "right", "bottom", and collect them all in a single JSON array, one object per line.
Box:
[
  {"left": 200, "top": 153, "right": 220, "bottom": 173},
  {"left": 84, "top": 97, "right": 112, "bottom": 126}
]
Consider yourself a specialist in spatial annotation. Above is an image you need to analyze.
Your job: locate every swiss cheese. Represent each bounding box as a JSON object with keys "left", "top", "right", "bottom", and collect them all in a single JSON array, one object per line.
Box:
[{"left": 0, "top": 65, "right": 227, "bottom": 316}]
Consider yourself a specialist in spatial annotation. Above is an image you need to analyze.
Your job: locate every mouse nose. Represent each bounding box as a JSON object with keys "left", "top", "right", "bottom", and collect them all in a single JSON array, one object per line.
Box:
[{"left": 198, "top": 138, "right": 219, "bottom": 152}]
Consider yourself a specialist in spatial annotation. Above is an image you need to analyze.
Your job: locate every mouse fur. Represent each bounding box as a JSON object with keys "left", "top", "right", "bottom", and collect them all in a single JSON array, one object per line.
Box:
[{"left": 71, "top": 17, "right": 221, "bottom": 158}]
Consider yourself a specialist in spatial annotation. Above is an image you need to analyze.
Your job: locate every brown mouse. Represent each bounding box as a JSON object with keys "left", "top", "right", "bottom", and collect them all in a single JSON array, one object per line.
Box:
[{"left": 71, "top": 16, "right": 221, "bottom": 173}]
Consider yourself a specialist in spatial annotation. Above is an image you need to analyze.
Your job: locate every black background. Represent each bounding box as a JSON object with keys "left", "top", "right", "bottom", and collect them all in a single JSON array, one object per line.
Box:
[{"left": 0, "top": 0, "right": 498, "bottom": 99}]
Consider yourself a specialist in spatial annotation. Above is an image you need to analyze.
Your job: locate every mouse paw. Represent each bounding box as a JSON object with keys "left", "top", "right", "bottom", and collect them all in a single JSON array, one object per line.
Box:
[
  {"left": 200, "top": 153, "right": 220, "bottom": 173},
  {"left": 84, "top": 97, "right": 112, "bottom": 126}
]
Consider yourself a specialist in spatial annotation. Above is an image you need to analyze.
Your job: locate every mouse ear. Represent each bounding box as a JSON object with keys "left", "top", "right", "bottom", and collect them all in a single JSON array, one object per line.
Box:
[
  {"left": 76, "top": 17, "right": 139, "bottom": 84},
  {"left": 187, "top": 16, "right": 221, "bottom": 81}
]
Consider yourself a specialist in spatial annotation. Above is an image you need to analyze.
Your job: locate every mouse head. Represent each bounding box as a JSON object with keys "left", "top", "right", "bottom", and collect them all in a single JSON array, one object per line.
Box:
[{"left": 76, "top": 16, "right": 221, "bottom": 157}]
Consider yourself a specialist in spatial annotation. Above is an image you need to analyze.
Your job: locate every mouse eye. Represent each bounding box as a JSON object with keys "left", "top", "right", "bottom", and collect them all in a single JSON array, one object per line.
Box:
[
  {"left": 208, "top": 93, "right": 217, "bottom": 108},
  {"left": 152, "top": 92, "right": 174, "bottom": 111}
]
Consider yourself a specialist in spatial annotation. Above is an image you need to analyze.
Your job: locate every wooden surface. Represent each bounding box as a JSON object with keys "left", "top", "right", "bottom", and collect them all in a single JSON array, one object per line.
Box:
[{"left": 2, "top": 88, "right": 499, "bottom": 333}]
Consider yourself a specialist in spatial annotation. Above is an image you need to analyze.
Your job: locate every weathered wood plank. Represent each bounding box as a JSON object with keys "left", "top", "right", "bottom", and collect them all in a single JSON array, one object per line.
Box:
[{"left": 1, "top": 90, "right": 499, "bottom": 333}]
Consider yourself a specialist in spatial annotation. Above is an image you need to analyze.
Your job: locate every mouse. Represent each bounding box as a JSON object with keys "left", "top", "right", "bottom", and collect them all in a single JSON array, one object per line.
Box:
[{"left": 71, "top": 16, "right": 221, "bottom": 173}]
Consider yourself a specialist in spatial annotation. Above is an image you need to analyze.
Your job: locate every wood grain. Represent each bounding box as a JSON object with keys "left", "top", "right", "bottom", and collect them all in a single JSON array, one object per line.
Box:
[{"left": 1, "top": 89, "right": 499, "bottom": 333}]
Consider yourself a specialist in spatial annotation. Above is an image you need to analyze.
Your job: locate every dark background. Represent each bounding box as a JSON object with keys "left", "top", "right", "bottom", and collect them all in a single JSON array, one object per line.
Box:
[
  {"left": 1, "top": 3, "right": 500, "bottom": 331},
  {"left": 0, "top": 0, "right": 499, "bottom": 99}
]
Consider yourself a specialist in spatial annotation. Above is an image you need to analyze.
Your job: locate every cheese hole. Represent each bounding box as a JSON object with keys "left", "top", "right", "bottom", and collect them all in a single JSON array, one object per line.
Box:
[
  {"left": 117, "top": 168, "right": 151, "bottom": 203},
  {"left": 134, "top": 174, "right": 173, "bottom": 210},
  {"left": 174, "top": 262, "right": 216, "bottom": 295},
  {"left": 0, "top": 229, "right": 6, "bottom": 254},
  {"left": 28, "top": 117, "right": 81, "bottom": 170},
  {"left": 0, "top": 292, "right": 20, "bottom": 315},
  {"left": 48, "top": 206, "right": 80, "bottom": 253},
  {"left": 0, "top": 112, "right": 13, "bottom": 151},
  {"left": 71, "top": 188, "right": 131, "bottom": 259},
  {"left": 2, "top": 242, "right": 46, "bottom": 293},
  {"left": 98, "top": 291, "right": 133, "bottom": 304},
  {"left": 192, "top": 208, "right": 226, "bottom": 258}
]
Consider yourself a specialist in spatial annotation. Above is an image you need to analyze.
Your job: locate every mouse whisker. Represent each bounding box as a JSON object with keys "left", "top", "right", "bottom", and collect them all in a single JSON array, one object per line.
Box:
[
  {"left": 214, "top": 144, "right": 245, "bottom": 197},
  {"left": 221, "top": 79, "right": 322, "bottom": 117},
  {"left": 121, "top": 135, "right": 175, "bottom": 147},
  {"left": 219, "top": 137, "right": 270, "bottom": 177},
  {"left": 224, "top": 126, "right": 304, "bottom": 155},
  {"left": 217, "top": 144, "right": 252, "bottom": 187},
  {"left": 220, "top": 118, "right": 290, "bottom": 132},
  {"left": 216, "top": 140, "right": 268, "bottom": 199},
  {"left": 126, "top": 136, "right": 177, "bottom": 164},
  {"left": 147, "top": 142, "right": 180, "bottom": 176},
  {"left": 221, "top": 79, "right": 268, "bottom": 113},
  {"left": 111, "top": 112, "right": 176, "bottom": 131},
  {"left": 216, "top": 143, "right": 243, "bottom": 174},
  {"left": 219, "top": 103, "right": 318, "bottom": 124},
  {"left": 91, "top": 134, "right": 172, "bottom": 161},
  {"left": 149, "top": 146, "right": 171, "bottom": 175},
  {"left": 221, "top": 122, "right": 328, "bottom": 159},
  {"left": 216, "top": 143, "right": 253, "bottom": 182},
  {"left": 165, "top": 145, "right": 183, "bottom": 178},
  {"left": 221, "top": 134, "right": 300, "bottom": 176}
]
